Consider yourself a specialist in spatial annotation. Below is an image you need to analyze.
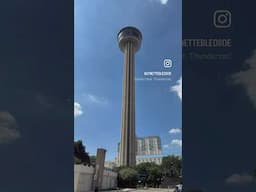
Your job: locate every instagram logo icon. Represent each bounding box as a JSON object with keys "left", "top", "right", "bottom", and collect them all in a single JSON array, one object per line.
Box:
[
  {"left": 214, "top": 10, "right": 231, "bottom": 28},
  {"left": 164, "top": 59, "right": 172, "bottom": 68}
]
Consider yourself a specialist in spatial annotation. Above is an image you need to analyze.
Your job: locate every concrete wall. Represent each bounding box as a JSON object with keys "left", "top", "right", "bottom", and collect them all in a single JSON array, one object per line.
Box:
[
  {"left": 74, "top": 165, "right": 117, "bottom": 192},
  {"left": 74, "top": 165, "right": 94, "bottom": 192},
  {"left": 102, "top": 169, "right": 118, "bottom": 189}
]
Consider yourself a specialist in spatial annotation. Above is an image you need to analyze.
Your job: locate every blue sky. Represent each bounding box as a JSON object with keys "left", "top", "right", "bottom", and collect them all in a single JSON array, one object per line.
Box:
[{"left": 74, "top": 0, "right": 182, "bottom": 160}]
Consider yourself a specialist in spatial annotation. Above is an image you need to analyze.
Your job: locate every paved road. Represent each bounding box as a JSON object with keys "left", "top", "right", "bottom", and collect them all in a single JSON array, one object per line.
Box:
[{"left": 104, "top": 188, "right": 175, "bottom": 192}]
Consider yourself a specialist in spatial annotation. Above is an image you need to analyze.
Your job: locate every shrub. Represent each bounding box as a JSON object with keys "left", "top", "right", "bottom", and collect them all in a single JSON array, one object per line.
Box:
[{"left": 118, "top": 167, "right": 138, "bottom": 188}]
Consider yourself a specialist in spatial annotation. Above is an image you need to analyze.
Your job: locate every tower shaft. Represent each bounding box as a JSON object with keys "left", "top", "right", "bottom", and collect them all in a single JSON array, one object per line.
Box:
[{"left": 119, "top": 41, "right": 136, "bottom": 166}]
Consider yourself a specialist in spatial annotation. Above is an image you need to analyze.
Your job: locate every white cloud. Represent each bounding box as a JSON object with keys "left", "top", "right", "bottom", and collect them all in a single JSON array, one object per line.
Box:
[
  {"left": 0, "top": 112, "right": 20, "bottom": 143},
  {"left": 232, "top": 50, "right": 256, "bottom": 108},
  {"left": 226, "top": 174, "right": 255, "bottom": 185},
  {"left": 158, "top": 0, "right": 169, "bottom": 4},
  {"left": 74, "top": 102, "right": 83, "bottom": 117},
  {"left": 169, "top": 128, "right": 182, "bottom": 134},
  {"left": 171, "top": 77, "right": 182, "bottom": 101},
  {"left": 149, "top": 0, "right": 169, "bottom": 5},
  {"left": 171, "top": 139, "right": 182, "bottom": 147},
  {"left": 163, "top": 144, "right": 169, "bottom": 148},
  {"left": 87, "top": 94, "right": 108, "bottom": 105}
]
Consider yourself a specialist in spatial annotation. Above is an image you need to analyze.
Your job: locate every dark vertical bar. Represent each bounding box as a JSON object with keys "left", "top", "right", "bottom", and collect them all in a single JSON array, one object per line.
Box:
[
  {"left": 183, "top": 0, "right": 256, "bottom": 192},
  {"left": 0, "top": 0, "right": 74, "bottom": 191}
]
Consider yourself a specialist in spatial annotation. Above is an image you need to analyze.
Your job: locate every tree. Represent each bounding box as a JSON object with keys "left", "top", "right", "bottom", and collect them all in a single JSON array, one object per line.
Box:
[
  {"left": 118, "top": 167, "right": 138, "bottom": 188},
  {"left": 161, "top": 156, "right": 182, "bottom": 178},
  {"left": 136, "top": 162, "right": 153, "bottom": 175},
  {"left": 89, "top": 155, "right": 96, "bottom": 167},
  {"left": 74, "top": 140, "right": 90, "bottom": 165},
  {"left": 147, "top": 164, "right": 162, "bottom": 187},
  {"left": 135, "top": 162, "right": 162, "bottom": 187},
  {"left": 74, "top": 156, "right": 82, "bottom": 164}
]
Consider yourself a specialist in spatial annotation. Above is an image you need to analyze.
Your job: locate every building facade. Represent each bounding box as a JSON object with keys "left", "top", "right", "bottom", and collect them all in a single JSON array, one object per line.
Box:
[
  {"left": 117, "top": 136, "right": 162, "bottom": 166},
  {"left": 136, "top": 136, "right": 162, "bottom": 156},
  {"left": 136, "top": 155, "right": 163, "bottom": 165}
]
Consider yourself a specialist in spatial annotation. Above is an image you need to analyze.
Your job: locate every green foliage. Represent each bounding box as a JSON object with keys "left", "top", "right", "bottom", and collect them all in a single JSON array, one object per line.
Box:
[
  {"left": 136, "top": 162, "right": 154, "bottom": 174},
  {"left": 148, "top": 164, "right": 161, "bottom": 177},
  {"left": 116, "top": 163, "right": 163, "bottom": 188},
  {"left": 89, "top": 155, "right": 96, "bottom": 167},
  {"left": 136, "top": 162, "right": 162, "bottom": 183},
  {"left": 74, "top": 140, "right": 90, "bottom": 165},
  {"left": 113, "top": 165, "right": 128, "bottom": 172},
  {"left": 119, "top": 167, "right": 138, "bottom": 180},
  {"left": 118, "top": 167, "right": 138, "bottom": 188},
  {"left": 116, "top": 156, "right": 182, "bottom": 188},
  {"left": 74, "top": 156, "right": 82, "bottom": 164},
  {"left": 161, "top": 155, "right": 182, "bottom": 178},
  {"left": 147, "top": 164, "right": 162, "bottom": 187}
]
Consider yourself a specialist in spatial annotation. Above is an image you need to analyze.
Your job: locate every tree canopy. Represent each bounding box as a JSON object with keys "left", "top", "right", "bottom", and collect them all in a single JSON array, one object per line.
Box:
[
  {"left": 89, "top": 155, "right": 96, "bottom": 167},
  {"left": 161, "top": 155, "right": 182, "bottom": 177},
  {"left": 116, "top": 155, "right": 182, "bottom": 188},
  {"left": 74, "top": 140, "right": 90, "bottom": 165},
  {"left": 118, "top": 167, "right": 138, "bottom": 188}
]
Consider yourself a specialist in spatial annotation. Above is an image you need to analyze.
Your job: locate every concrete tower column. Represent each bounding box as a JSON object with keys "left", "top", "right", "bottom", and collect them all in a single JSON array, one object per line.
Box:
[
  {"left": 118, "top": 26, "right": 142, "bottom": 166},
  {"left": 93, "top": 148, "right": 106, "bottom": 191}
]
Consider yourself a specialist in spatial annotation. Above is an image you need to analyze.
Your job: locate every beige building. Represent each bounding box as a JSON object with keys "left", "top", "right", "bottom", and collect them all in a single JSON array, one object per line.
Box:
[
  {"left": 136, "top": 136, "right": 162, "bottom": 155},
  {"left": 117, "top": 136, "right": 162, "bottom": 166},
  {"left": 136, "top": 155, "right": 163, "bottom": 165}
]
